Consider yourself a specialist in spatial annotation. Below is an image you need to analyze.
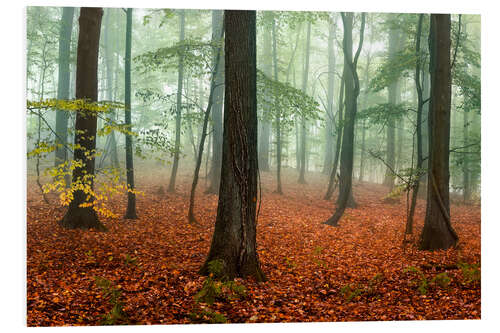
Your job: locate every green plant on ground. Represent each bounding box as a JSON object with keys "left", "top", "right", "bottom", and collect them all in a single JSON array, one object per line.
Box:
[
  {"left": 431, "top": 272, "right": 451, "bottom": 288},
  {"left": 94, "top": 276, "right": 128, "bottom": 325},
  {"left": 458, "top": 262, "right": 480, "bottom": 284}
]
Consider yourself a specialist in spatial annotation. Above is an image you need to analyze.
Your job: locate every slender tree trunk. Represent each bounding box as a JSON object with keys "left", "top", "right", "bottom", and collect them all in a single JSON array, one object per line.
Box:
[
  {"left": 323, "top": 17, "right": 336, "bottom": 176},
  {"left": 383, "top": 27, "right": 400, "bottom": 189},
  {"left": 206, "top": 10, "right": 225, "bottom": 194},
  {"left": 407, "top": 14, "right": 425, "bottom": 235},
  {"left": 200, "top": 10, "right": 265, "bottom": 281},
  {"left": 272, "top": 14, "right": 283, "bottom": 194},
  {"left": 324, "top": 71, "right": 344, "bottom": 200},
  {"left": 59, "top": 7, "right": 107, "bottom": 231},
  {"left": 124, "top": 8, "right": 137, "bottom": 219},
  {"left": 168, "top": 9, "right": 185, "bottom": 192},
  {"left": 258, "top": 12, "right": 272, "bottom": 172},
  {"left": 324, "top": 12, "right": 364, "bottom": 226},
  {"left": 188, "top": 19, "right": 224, "bottom": 224},
  {"left": 298, "top": 21, "right": 311, "bottom": 184},
  {"left": 55, "top": 7, "right": 75, "bottom": 172},
  {"left": 419, "top": 14, "right": 458, "bottom": 250}
]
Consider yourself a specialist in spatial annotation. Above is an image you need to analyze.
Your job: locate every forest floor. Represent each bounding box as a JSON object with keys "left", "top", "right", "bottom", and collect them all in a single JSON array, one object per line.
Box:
[{"left": 26, "top": 168, "right": 481, "bottom": 326}]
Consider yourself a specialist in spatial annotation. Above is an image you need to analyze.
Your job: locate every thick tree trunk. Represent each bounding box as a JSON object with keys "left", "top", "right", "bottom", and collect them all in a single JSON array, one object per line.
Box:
[
  {"left": 168, "top": 10, "right": 185, "bottom": 193},
  {"left": 54, "top": 7, "right": 74, "bottom": 172},
  {"left": 298, "top": 21, "right": 312, "bottom": 184},
  {"left": 59, "top": 7, "right": 107, "bottom": 231},
  {"left": 324, "top": 12, "right": 364, "bottom": 226},
  {"left": 419, "top": 14, "right": 458, "bottom": 250},
  {"left": 206, "top": 10, "right": 225, "bottom": 194},
  {"left": 124, "top": 8, "right": 138, "bottom": 219},
  {"left": 200, "top": 10, "right": 265, "bottom": 281}
]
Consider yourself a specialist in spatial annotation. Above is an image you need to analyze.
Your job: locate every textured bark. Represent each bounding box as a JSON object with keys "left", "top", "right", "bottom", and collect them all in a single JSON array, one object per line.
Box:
[
  {"left": 124, "top": 8, "right": 137, "bottom": 219},
  {"left": 54, "top": 7, "right": 75, "bottom": 169},
  {"left": 200, "top": 10, "right": 265, "bottom": 281},
  {"left": 298, "top": 21, "right": 312, "bottom": 184},
  {"left": 324, "top": 12, "right": 364, "bottom": 226},
  {"left": 419, "top": 14, "right": 458, "bottom": 250},
  {"left": 59, "top": 7, "right": 107, "bottom": 231},
  {"left": 168, "top": 10, "right": 185, "bottom": 193},
  {"left": 206, "top": 10, "right": 225, "bottom": 194}
]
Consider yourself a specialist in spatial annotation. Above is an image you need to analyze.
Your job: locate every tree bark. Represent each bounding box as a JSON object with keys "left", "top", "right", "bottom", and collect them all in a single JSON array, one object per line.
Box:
[
  {"left": 59, "top": 7, "right": 107, "bottom": 231},
  {"left": 200, "top": 10, "right": 265, "bottom": 281},
  {"left": 168, "top": 9, "right": 185, "bottom": 193},
  {"left": 419, "top": 14, "right": 458, "bottom": 250}
]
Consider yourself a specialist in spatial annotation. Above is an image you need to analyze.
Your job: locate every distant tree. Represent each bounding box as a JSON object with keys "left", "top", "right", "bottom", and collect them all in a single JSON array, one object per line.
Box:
[
  {"left": 324, "top": 12, "right": 365, "bottom": 226},
  {"left": 200, "top": 10, "right": 265, "bottom": 281},
  {"left": 298, "top": 20, "right": 312, "bottom": 184},
  {"left": 54, "top": 7, "right": 75, "bottom": 171},
  {"left": 167, "top": 9, "right": 185, "bottom": 193},
  {"left": 419, "top": 14, "right": 458, "bottom": 250},
  {"left": 59, "top": 7, "right": 107, "bottom": 231},
  {"left": 124, "top": 8, "right": 138, "bottom": 219},
  {"left": 205, "top": 10, "right": 225, "bottom": 194}
]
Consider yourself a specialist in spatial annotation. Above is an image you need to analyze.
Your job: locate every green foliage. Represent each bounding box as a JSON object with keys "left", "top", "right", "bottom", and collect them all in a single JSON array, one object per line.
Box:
[
  {"left": 257, "top": 70, "right": 321, "bottom": 129},
  {"left": 431, "top": 272, "right": 451, "bottom": 289},
  {"left": 284, "top": 257, "right": 297, "bottom": 269},
  {"left": 358, "top": 103, "right": 408, "bottom": 128},
  {"left": 124, "top": 254, "right": 138, "bottom": 267},
  {"left": 340, "top": 284, "right": 364, "bottom": 302},
  {"left": 404, "top": 266, "right": 454, "bottom": 295},
  {"left": 134, "top": 38, "right": 219, "bottom": 76},
  {"left": 94, "top": 276, "right": 128, "bottom": 325},
  {"left": 194, "top": 260, "right": 247, "bottom": 305},
  {"left": 458, "top": 262, "right": 481, "bottom": 284},
  {"left": 188, "top": 308, "right": 227, "bottom": 324}
]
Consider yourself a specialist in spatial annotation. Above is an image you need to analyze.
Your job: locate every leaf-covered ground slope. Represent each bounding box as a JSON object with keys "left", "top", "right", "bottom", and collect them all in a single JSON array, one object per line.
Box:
[{"left": 27, "top": 170, "right": 480, "bottom": 326}]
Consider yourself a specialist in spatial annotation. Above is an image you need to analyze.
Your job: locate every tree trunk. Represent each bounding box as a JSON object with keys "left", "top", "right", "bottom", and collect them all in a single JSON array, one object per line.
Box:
[
  {"left": 200, "top": 10, "right": 265, "bottom": 282},
  {"left": 324, "top": 71, "right": 344, "bottom": 200},
  {"left": 272, "top": 14, "right": 283, "bottom": 194},
  {"left": 59, "top": 7, "right": 107, "bottom": 231},
  {"left": 324, "top": 12, "right": 364, "bottom": 226},
  {"left": 206, "top": 10, "right": 224, "bottom": 194},
  {"left": 383, "top": 26, "right": 400, "bottom": 189},
  {"left": 323, "top": 16, "right": 336, "bottom": 176},
  {"left": 123, "top": 8, "right": 137, "bottom": 219},
  {"left": 419, "top": 14, "right": 458, "bottom": 250},
  {"left": 258, "top": 12, "right": 272, "bottom": 172},
  {"left": 54, "top": 7, "right": 74, "bottom": 175},
  {"left": 188, "top": 17, "right": 224, "bottom": 224},
  {"left": 407, "top": 14, "right": 425, "bottom": 235},
  {"left": 298, "top": 21, "right": 311, "bottom": 184},
  {"left": 168, "top": 9, "right": 185, "bottom": 193}
]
